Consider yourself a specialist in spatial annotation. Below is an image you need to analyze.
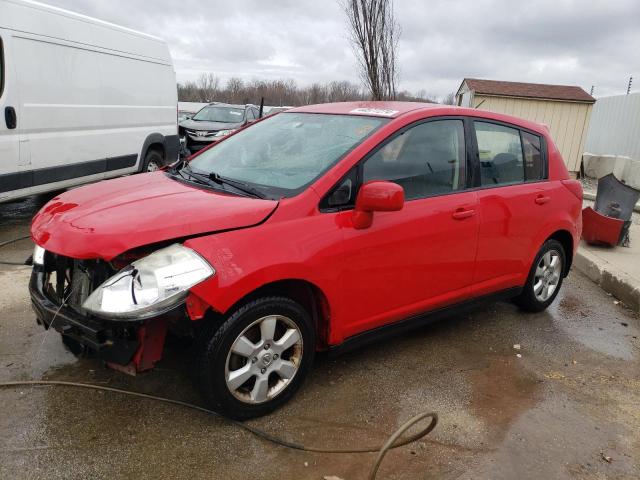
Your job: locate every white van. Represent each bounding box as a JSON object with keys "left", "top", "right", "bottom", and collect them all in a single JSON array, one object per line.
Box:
[{"left": 0, "top": 0, "right": 178, "bottom": 202}]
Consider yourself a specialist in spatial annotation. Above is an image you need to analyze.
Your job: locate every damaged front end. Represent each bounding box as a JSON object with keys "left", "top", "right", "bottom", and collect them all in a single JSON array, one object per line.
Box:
[{"left": 29, "top": 244, "right": 214, "bottom": 374}]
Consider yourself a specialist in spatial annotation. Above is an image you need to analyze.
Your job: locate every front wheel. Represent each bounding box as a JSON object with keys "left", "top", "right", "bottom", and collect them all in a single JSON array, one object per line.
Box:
[
  {"left": 142, "top": 149, "right": 163, "bottom": 172},
  {"left": 516, "top": 239, "right": 566, "bottom": 312},
  {"left": 195, "top": 297, "right": 315, "bottom": 419}
]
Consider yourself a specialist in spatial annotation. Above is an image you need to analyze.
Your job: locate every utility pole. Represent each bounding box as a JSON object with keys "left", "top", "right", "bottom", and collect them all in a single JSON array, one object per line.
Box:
[{"left": 627, "top": 76, "right": 633, "bottom": 94}]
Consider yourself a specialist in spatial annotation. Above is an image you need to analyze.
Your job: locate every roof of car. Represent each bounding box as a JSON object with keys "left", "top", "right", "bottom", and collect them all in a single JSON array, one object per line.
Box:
[
  {"left": 205, "top": 103, "right": 252, "bottom": 108},
  {"left": 290, "top": 101, "right": 441, "bottom": 118},
  {"left": 288, "top": 101, "right": 550, "bottom": 136}
]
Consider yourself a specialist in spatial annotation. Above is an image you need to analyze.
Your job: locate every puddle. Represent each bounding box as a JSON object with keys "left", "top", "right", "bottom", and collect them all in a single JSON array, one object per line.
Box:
[{"left": 467, "top": 355, "right": 541, "bottom": 434}]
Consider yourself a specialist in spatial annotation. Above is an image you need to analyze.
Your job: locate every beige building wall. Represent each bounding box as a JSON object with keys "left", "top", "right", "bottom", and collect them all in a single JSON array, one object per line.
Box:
[{"left": 472, "top": 94, "right": 593, "bottom": 172}]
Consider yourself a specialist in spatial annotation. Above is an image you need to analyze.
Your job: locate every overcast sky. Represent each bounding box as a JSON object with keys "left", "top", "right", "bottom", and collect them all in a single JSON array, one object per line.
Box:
[{"left": 45, "top": 0, "right": 640, "bottom": 100}]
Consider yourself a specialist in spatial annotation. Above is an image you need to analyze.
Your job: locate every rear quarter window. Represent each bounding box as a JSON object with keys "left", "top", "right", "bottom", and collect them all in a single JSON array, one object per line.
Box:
[{"left": 522, "top": 131, "right": 544, "bottom": 181}]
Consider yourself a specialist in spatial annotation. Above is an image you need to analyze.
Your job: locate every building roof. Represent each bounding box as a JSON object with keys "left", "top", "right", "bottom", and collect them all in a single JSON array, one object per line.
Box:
[{"left": 461, "top": 78, "right": 595, "bottom": 103}]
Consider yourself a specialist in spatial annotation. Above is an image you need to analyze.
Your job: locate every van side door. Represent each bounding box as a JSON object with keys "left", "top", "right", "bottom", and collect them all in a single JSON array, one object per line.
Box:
[
  {"left": 11, "top": 31, "right": 106, "bottom": 193},
  {"left": 0, "top": 31, "right": 26, "bottom": 201}
]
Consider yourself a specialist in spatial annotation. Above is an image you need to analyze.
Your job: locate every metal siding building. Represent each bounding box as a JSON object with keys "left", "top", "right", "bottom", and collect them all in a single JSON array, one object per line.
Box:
[
  {"left": 457, "top": 79, "right": 595, "bottom": 172},
  {"left": 584, "top": 92, "right": 640, "bottom": 161}
]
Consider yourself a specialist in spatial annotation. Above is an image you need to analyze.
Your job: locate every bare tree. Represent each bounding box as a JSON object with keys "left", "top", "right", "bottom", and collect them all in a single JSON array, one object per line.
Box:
[
  {"left": 441, "top": 92, "right": 456, "bottom": 105},
  {"left": 226, "top": 77, "right": 245, "bottom": 103},
  {"left": 178, "top": 80, "right": 200, "bottom": 102},
  {"left": 178, "top": 75, "right": 439, "bottom": 106},
  {"left": 342, "top": 0, "right": 399, "bottom": 100},
  {"left": 304, "top": 83, "right": 328, "bottom": 104},
  {"left": 197, "top": 73, "right": 220, "bottom": 102}
]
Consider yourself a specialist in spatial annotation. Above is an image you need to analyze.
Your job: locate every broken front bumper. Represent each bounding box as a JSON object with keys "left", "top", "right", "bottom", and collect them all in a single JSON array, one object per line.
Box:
[{"left": 29, "top": 266, "right": 171, "bottom": 373}]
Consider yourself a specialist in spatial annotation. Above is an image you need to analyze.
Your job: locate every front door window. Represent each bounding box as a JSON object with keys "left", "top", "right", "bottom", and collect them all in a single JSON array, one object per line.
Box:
[{"left": 363, "top": 119, "right": 466, "bottom": 199}]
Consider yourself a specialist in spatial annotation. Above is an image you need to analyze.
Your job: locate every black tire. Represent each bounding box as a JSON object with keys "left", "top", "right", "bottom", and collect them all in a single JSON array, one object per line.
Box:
[
  {"left": 195, "top": 296, "right": 315, "bottom": 419},
  {"left": 516, "top": 239, "right": 566, "bottom": 312},
  {"left": 142, "top": 149, "right": 164, "bottom": 172}
]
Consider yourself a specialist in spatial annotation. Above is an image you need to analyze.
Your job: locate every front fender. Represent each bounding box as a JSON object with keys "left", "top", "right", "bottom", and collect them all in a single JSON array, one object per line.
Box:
[{"left": 184, "top": 213, "right": 344, "bottom": 318}]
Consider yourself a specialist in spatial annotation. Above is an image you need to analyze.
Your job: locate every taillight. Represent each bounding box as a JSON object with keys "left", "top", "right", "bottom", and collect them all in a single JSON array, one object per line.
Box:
[{"left": 562, "top": 179, "right": 583, "bottom": 200}]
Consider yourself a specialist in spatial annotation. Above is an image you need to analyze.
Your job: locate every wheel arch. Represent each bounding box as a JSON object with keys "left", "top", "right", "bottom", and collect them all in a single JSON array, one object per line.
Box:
[
  {"left": 200, "top": 278, "right": 332, "bottom": 350},
  {"left": 139, "top": 133, "right": 167, "bottom": 171},
  {"left": 547, "top": 229, "right": 574, "bottom": 276}
]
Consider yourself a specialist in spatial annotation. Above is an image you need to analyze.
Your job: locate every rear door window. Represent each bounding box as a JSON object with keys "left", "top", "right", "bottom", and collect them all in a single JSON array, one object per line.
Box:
[
  {"left": 474, "top": 121, "right": 524, "bottom": 186},
  {"left": 522, "top": 131, "right": 544, "bottom": 181}
]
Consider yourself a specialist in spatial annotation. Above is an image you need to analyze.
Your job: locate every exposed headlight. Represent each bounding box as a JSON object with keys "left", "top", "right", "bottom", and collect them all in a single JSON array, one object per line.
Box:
[
  {"left": 83, "top": 244, "right": 214, "bottom": 320},
  {"left": 214, "top": 129, "right": 234, "bottom": 137},
  {"left": 33, "top": 245, "right": 45, "bottom": 265}
]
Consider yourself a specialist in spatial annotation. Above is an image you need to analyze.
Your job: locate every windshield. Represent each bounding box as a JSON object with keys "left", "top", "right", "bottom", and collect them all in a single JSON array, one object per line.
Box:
[
  {"left": 192, "top": 106, "right": 246, "bottom": 123},
  {"left": 188, "top": 112, "right": 388, "bottom": 197}
]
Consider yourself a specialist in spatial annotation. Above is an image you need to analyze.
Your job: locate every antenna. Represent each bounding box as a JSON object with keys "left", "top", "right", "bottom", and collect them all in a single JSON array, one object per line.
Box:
[
  {"left": 627, "top": 77, "right": 633, "bottom": 94},
  {"left": 590, "top": 85, "right": 594, "bottom": 96}
]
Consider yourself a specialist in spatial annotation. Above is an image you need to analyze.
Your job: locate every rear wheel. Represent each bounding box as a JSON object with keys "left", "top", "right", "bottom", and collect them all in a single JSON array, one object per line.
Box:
[
  {"left": 516, "top": 239, "right": 566, "bottom": 312},
  {"left": 195, "top": 297, "right": 314, "bottom": 419},
  {"left": 142, "top": 149, "right": 163, "bottom": 172}
]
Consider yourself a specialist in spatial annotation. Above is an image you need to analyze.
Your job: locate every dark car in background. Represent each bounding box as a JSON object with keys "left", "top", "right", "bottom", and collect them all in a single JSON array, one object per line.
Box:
[{"left": 179, "top": 103, "right": 260, "bottom": 154}]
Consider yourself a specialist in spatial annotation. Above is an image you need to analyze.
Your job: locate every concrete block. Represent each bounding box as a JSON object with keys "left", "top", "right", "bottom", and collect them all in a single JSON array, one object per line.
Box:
[{"left": 582, "top": 153, "right": 640, "bottom": 189}]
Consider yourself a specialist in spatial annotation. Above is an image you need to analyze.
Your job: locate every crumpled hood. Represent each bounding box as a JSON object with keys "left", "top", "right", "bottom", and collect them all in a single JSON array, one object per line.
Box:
[
  {"left": 31, "top": 172, "right": 278, "bottom": 260},
  {"left": 179, "top": 119, "right": 243, "bottom": 131}
]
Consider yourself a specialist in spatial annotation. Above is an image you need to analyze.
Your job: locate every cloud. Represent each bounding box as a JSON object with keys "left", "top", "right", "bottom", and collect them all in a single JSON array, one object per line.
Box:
[{"left": 42, "top": 0, "right": 640, "bottom": 98}]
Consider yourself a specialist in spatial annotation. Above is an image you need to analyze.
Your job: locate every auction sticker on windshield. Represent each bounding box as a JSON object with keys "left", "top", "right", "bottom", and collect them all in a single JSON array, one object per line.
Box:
[{"left": 349, "top": 108, "right": 399, "bottom": 117}]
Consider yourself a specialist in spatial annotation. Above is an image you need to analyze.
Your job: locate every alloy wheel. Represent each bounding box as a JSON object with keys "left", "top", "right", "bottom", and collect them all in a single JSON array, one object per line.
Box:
[
  {"left": 533, "top": 249, "right": 562, "bottom": 302},
  {"left": 225, "top": 315, "right": 303, "bottom": 404}
]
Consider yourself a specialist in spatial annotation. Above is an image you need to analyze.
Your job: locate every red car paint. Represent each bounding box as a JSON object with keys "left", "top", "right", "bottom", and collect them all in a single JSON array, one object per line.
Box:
[
  {"left": 581, "top": 206, "right": 623, "bottom": 246},
  {"left": 31, "top": 172, "right": 278, "bottom": 260},
  {"left": 31, "top": 102, "right": 582, "bottom": 350}
]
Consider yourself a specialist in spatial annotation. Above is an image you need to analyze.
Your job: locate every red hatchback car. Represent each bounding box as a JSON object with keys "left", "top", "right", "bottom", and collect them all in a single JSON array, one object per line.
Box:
[{"left": 30, "top": 102, "right": 582, "bottom": 418}]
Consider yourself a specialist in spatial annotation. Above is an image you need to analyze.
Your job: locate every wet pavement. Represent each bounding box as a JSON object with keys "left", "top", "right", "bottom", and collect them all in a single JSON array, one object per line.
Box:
[{"left": 0, "top": 196, "right": 639, "bottom": 479}]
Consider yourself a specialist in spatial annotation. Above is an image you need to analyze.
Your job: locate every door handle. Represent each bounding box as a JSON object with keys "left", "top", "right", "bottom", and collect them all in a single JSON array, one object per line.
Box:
[
  {"left": 535, "top": 195, "right": 551, "bottom": 205},
  {"left": 5, "top": 107, "right": 17, "bottom": 130},
  {"left": 452, "top": 208, "right": 476, "bottom": 220}
]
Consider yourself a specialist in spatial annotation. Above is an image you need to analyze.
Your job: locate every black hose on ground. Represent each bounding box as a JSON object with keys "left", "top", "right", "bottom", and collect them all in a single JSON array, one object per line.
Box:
[
  {"left": 0, "top": 235, "right": 32, "bottom": 266},
  {"left": 0, "top": 380, "right": 437, "bottom": 480}
]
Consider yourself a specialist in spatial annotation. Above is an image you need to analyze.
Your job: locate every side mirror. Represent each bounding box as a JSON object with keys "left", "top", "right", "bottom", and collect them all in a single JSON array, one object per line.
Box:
[{"left": 352, "top": 181, "right": 404, "bottom": 229}]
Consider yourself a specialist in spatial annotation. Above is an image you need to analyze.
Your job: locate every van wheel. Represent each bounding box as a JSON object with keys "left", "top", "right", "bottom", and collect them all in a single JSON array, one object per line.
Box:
[
  {"left": 143, "top": 149, "right": 163, "bottom": 172},
  {"left": 516, "top": 239, "right": 566, "bottom": 312},
  {"left": 195, "top": 297, "right": 314, "bottom": 419}
]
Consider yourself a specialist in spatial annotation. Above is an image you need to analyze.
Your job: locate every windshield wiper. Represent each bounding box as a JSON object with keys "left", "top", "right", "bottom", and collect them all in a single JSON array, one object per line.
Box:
[
  {"left": 171, "top": 162, "right": 201, "bottom": 182},
  {"left": 180, "top": 164, "right": 266, "bottom": 199},
  {"left": 209, "top": 172, "right": 267, "bottom": 199}
]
